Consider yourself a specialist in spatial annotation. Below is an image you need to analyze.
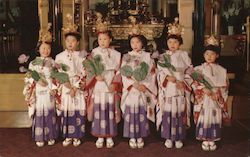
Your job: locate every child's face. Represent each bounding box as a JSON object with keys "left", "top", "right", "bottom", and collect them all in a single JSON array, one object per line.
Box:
[
  {"left": 130, "top": 37, "right": 143, "bottom": 52},
  {"left": 167, "top": 38, "right": 180, "bottom": 52},
  {"left": 204, "top": 50, "right": 219, "bottom": 63},
  {"left": 65, "top": 36, "right": 79, "bottom": 51},
  {"left": 39, "top": 43, "right": 51, "bottom": 58},
  {"left": 98, "top": 33, "right": 111, "bottom": 48}
]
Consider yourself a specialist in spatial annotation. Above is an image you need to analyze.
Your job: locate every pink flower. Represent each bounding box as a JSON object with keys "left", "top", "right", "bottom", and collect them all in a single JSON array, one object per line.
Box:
[
  {"left": 185, "top": 66, "right": 195, "bottom": 75},
  {"left": 134, "top": 59, "right": 140, "bottom": 66},
  {"left": 19, "top": 66, "right": 28, "bottom": 73},
  {"left": 44, "top": 60, "right": 53, "bottom": 67},
  {"left": 166, "top": 50, "right": 173, "bottom": 55},
  {"left": 18, "top": 54, "right": 30, "bottom": 64},
  {"left": 54, "top": 63, "right": 61, "bottom": 69},
  {"left": 123, "top": 54, "right": 131, "bottom": 62}
]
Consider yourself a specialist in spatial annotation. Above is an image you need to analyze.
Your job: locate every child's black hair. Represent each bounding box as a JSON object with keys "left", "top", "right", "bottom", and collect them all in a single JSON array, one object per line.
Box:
[
  {"left": 65, "top": 32, "right": 81, "bottom": 41},
  {"left": 36, "top": 41, "right": 52, "bottom": 54},
  {"left": 166, "top": 34, "right": 183, "bottom": 45},
  {"left": 204, "top": 45, "right": 221, "bottom": 54},
  {"left": 128, "top": 34, "right": 148, "bottom": 50}
]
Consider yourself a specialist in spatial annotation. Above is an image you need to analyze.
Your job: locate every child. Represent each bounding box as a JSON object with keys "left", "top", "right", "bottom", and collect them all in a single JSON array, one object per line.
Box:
[
  {"left": 191, "top": 35, "right": 229, "bottom": 151},
  {"left": 87, "top": 31, "right": 121, "bottom": 148},
  {"left": 23, "top": 25, "right": 58, "bottom": 147},
  {"left": 121, "top": 35, "right": 157, "bottom": 149},
  {"left": 156, "top": 18, "right": 192, "bottom": 149},
  {"left": 55, "top": 18, "right": 87, "bottom": 147}
]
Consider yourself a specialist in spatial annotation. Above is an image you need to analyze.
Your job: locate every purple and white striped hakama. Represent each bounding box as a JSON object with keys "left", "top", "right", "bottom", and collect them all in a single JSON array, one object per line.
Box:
[
  {"left": 91, "top": 93, "right": 117, "bottom": 137},
  {"left": 61, "top": 110, "right": 86, "bottom": 138},
  {"left": 161, "top": 96, "right": 186, "bottom": 141},
  {"left": 123, "top": 105, "right": 149, "bottom": 138},
  {"left": 196, "top": 108, "right": 222, "bottom": 141},
  {"left": 32, "top": 109, "right": 58, "bottom": 142}
]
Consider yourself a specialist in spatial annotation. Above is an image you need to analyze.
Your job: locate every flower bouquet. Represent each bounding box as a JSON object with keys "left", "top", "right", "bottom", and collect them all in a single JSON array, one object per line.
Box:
[
  {"left": 157, "top": 53, "right": 176, "bottom": 73},
  {"left": 19, "top": 56, "right": 48, "bottom": 84},
  {"left": 82, "top": 55, "right": 105, "bottom": 79},
  {"left": 186, "top": 67, "right": 229, "bottom": 119},
  {"left": 120, "top": 61, "right": 152, "bottom": 104},
  {"left": 120, "top": 61, "right": 149, "bottom": 81},
  {"left": 51, "top": 63, "right": 70, "bottom": 84},
  {"left": 82, "top": 54, "right": 110, "bottom": 89},
  {"left": 186, "top": 68, "right": 213, "bottom": 90}
]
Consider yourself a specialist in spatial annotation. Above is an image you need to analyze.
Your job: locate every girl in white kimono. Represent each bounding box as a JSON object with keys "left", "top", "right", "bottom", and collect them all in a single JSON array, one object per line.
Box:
[
  {"left": 88, "top": 31, "right": 121, "bottom": 148},
  {"left": 157, "top": 33, "right": 192, "bottom": 149},
  {"left": 191, "top": 37, "right": 229, "bottom": 151},
  {"left": 23, "top": 40, "right": 58, "bottom": 147},
  {"left": 121, "top": 35, "right": 157, "bottom": 149},
  {"left": 55, "top": 32, "right": 87, "bottom": 147}
]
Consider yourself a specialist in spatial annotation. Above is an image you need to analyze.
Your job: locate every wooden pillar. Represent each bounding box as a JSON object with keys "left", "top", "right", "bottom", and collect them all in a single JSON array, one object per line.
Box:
[
  {"left": 81, "top": 0, "right": 89, "bottom": 51},
  {"left": 212, "top": 0, "right": 221, "bottom": 36},
  {"left": 192, "top": 0, "right": 205, "bottom": 65},
  {"left": 38, "top": 0, "right": 49, "bottom": 29},
  {"left": 61, "top": 0, "right": 74, "bottom": 49},
  {"left": 161, "top": 0, "right": 168, "bottom": 18},
  {"left": 178, "top": 0, "right": 194, "bottom": 54}
]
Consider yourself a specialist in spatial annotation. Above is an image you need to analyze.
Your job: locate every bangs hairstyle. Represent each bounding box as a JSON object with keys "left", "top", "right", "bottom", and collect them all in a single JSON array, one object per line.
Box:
[
  {"left": 36, "top": 41, "right": 52, "bottom": 53},
  {"left": 166, "top": 34, "right": 183, "bottom": 45},
  {"left": 204, "top": 45, "right": 221, "bottom": 54},
  {"left": 64, "top": 32, "right": 81, "bottom": 41},
  {"left": 128, "top": 34, "right": 147, "bottom": 50},
  {"left": 97, "top": 30, "right": 113, "bottom": 40}
]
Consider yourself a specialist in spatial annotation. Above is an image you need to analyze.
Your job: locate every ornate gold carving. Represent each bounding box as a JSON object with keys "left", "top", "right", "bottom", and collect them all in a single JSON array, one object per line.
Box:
[
  {"left": 168, "top": 17, "right": 184, "bottom": 36},
  {"left": 39, "top": 23, "right": 52, "bottom": 43}
]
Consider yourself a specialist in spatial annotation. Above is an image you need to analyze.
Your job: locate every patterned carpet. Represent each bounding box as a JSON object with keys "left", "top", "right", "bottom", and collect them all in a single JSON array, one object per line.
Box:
[{"left": 0, "top": 121, "right": 249, "bottom": 157}]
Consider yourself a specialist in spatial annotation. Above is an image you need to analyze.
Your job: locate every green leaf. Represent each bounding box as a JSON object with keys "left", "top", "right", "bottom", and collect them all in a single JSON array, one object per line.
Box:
[
  {"left": 133, "top": 68, "right": 143, "bottom": 81},
  {"left": 157, "top": 54, "right": 176, "bottom": 72},
  {"left": 31, "top": 57, "right": 43, "bottom": 66},
  {"left": 133, "top": 62, "right": 149, "bottom": 81},
  {"left": 140, "top": 62, "right": 149, "bottom": 71},
  {"left": 203, "top": 79, "right": 213, "bottom": 90},
  {"left": 93, "top": 55, "right": 102, "bottom": 63},
  {"left": 169, "top": 65, "right": 176, "bottom": 72},
  {"left": 83, "top": 59, "right": 95, "bottom": 76},
  {"left": 163, "top": 54, "right": 170, "bottom": 63},
  {"left": 89, "top": 59, "right": 98, "bottom": 74},
  {"left": 82, "top": 55, "right": 105, "bottom": 77},
  {"left": 51, "top": 71, "right": 69, "bottom": 84},
  {"left": 190, "top": 71, "right": 213, "bottom": 90},
  {"left": 120, "top": 65, "right": 133, "bottom": 77},
  {"left": 30, "top": 70, "right": 40, "bottom": 81},
  {"left": 61, "top": 63, "right": 70, "bottom": 71},
  {"left": 96, "top": 63, "right": 105, "bottom": 75},
  {"left": 157, "top": 62, "right": 168, "bottom": 67}
]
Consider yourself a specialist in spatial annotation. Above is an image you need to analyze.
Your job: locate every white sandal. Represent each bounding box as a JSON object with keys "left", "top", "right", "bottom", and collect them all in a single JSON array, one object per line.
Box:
[
  {"left": 36, "top": 141, "right": 45, "bottom": 147},
  {"left": 48, "top": 139, "right": 55, "bottom": 146},
  {"left": 202, "top": 141, "right": 209, "bottom": 151},
  {"left": 95, "top": 138, "right": 104, "bottom": 148},
  {"left": 209, "top": 141, "right": 217, "bottom": 151},
  {"left": 106, "top": 138, "right": 114, "bottom": 148},
  {"left": 63, "top": 138, "right": 72, "bottom": 147},
  {"left": 129, "top": 138, "right": 137, "bottom": 149},
  {"left": 164, "top": 139, "right": 173, "bottom": 149},
  {"left": 175, "top": 140, "right": 183, "bottom": 149},
  {"left": 73, "top": 138, "right": 81, "bottom": 147},
  {"left": 137, "top": 138, "right": 144, "bottom": 148}
]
